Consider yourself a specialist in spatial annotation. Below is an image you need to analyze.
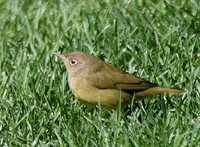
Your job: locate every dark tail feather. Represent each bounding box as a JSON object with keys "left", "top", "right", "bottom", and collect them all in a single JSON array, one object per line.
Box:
[{"left": 135, "top": 86, "right": 185, "bottom": 97}]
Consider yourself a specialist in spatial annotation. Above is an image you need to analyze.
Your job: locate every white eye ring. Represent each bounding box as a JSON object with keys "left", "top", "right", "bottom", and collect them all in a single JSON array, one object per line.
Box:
[{"left": 69, "top": 60, "right": 77, "bottom": 66}]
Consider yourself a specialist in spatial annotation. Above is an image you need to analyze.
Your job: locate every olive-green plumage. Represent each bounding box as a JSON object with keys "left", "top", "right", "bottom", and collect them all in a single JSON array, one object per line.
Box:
[{"left": 54, "top": 51, "right": 184, "bottom": 108}]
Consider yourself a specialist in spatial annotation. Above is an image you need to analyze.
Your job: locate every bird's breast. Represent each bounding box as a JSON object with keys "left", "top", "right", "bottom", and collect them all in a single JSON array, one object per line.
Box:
[
  {"left": 68, "top": 76, "right": 79, "bottom": 92},
  {"left": 68, "top": 77, "right": 132, "bottom": 107}
]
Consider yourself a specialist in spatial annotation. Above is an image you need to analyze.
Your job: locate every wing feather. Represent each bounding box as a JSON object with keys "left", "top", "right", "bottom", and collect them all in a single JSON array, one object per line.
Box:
[{"left": 88, "top": 62, "right": 157, "bottom": 92}]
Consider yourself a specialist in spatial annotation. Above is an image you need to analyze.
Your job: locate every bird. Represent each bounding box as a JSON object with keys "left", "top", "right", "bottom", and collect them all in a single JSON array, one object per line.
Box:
[{"left": 54, "top": 51, "right": 184, "bottom": 108}]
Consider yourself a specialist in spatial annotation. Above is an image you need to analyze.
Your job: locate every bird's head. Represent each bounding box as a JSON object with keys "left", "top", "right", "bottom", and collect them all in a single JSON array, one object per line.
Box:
[{"left": 54, "top": 51, "right": 101, "bottom": 78}]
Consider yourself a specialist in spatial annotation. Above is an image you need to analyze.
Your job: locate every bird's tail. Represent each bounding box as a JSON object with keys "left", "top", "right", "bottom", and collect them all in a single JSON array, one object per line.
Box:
[{"left": 135, "top": 86, "right": 185, "bottom": 97}]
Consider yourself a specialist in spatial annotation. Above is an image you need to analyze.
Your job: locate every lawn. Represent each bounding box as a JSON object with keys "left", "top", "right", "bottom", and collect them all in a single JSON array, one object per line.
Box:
[{"left": 0, "top": 0, "right": 200, "bottom": 146}]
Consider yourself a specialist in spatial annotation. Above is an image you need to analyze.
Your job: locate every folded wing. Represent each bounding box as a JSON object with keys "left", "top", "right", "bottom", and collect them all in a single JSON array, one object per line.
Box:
[
  {"left": 89, "top": 62, "right": 157, "bottom": 92},
  {"left": 88, "top": 62, "right": 184, "bottom": 96}
]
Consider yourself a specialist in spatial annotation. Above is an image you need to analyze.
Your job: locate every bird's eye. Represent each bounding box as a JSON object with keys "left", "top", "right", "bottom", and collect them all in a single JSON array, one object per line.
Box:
[{"left": 69, "top": 60, "right": 77, "bottom": 66}]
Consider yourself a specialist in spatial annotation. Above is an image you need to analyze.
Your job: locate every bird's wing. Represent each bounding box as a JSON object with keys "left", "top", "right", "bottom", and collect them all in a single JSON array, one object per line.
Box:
[{"left": 89, "top": 62, "right": 157, "bottom": 92}]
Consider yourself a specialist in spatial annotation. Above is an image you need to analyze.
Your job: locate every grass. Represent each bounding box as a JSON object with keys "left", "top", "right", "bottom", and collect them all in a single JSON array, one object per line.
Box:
[{"left": 0, "top": 0, "right": 200, "bottom": 146}]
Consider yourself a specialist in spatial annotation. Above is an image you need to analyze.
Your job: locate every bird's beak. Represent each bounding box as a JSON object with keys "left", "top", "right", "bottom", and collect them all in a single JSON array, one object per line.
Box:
[{"left": 53, "top": 52, "right": 66, "bottom": 60}]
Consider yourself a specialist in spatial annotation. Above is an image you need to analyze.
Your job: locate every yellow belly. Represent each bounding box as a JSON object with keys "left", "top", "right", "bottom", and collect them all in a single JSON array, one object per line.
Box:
[{"left": 72, "top": 85, "right": 132, "bottom": 108}]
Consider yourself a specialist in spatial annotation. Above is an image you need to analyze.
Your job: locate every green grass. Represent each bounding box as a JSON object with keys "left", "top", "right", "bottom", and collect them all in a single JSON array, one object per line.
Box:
[{"left": 0, "top": 0, "right": 200, "bottom": 146}]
